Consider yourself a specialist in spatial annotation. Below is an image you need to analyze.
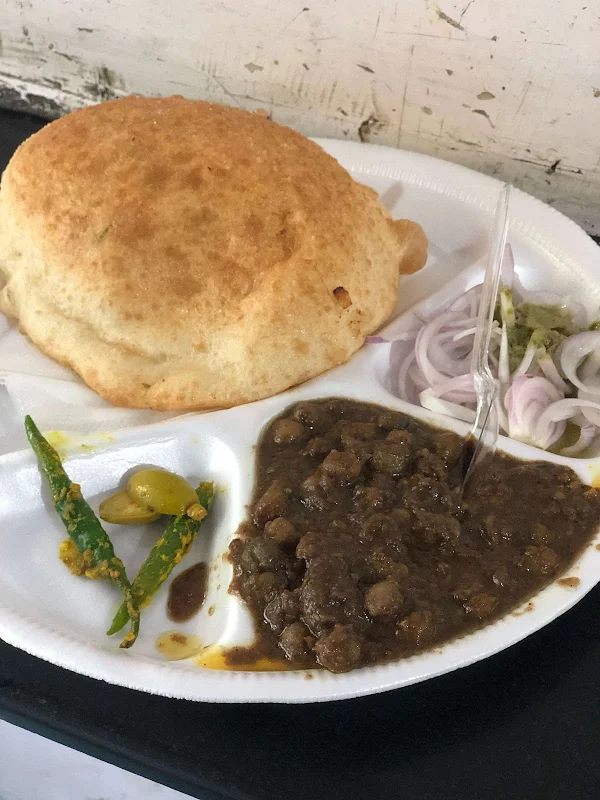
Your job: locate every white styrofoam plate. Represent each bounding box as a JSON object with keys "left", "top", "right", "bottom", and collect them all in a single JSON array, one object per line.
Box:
[{"left": 0, "top": 140, "right": 599, "bottom": 703}]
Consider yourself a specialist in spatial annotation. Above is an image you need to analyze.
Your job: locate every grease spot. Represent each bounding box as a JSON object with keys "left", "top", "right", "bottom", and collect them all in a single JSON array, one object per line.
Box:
[
  {"left": 477, "top": 90, "right": 495, "bottom": 100},
  {"left": 446, "top": 68, "right": 454, "bottom": 75},
  {"left": 513, "top": 601, "right": 534, "bottom": 616},
  {"left": 244, "top": 62, "right": 264, "bottom": 73},
  {"left": 422, "top": 106, "right": 433, "bottom": 114},
  {"left": 45, "top": 431, "right": 72, "bottom": 456},
  {"left": 156, "top": 631, "right": 203, "bottom": 661},
  {"left": 557, "top": 577, "right": 580, "bottom": 589}
]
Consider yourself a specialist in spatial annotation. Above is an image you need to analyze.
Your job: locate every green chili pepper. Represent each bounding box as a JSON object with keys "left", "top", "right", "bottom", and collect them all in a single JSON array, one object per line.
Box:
[
  {"left": 24, "top": 416, "right": 140, "bottom": 648},
  {"left": 107, "top": 482, "right": 214, "bottom": 636}
]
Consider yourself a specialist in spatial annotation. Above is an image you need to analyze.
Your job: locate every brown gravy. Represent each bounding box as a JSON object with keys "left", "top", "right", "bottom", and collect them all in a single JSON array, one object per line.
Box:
[{"left": 167, "top": 561, "right": 208, "bottom": 623}]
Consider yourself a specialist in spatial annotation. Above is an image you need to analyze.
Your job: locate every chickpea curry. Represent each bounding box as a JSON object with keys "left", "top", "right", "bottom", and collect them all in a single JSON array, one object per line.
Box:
[{"left": 229, "top": 399, "right": 600, "bottom": 673}]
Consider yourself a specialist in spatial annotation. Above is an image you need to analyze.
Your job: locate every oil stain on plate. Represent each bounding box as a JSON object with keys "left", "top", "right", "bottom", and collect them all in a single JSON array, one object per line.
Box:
[{"left": 155, "top": 631, "right": 203, "bottom": 661}]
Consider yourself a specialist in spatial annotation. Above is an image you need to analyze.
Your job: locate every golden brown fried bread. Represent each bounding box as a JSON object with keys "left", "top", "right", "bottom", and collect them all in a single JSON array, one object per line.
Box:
[{"left": 0, "top": 96, "right": 427, "bottom": 409}]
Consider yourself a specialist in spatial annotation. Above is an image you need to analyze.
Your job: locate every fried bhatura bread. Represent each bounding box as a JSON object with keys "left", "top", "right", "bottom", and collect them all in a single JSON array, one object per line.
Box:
[{"left": 0, "top": 95, "right": 427, "bottom": 410}]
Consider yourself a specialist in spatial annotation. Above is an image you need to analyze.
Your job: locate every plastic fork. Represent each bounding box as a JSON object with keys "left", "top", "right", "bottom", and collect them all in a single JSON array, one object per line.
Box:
[{"left": 461, "top": 184, "right": 511, "bottom": 493}]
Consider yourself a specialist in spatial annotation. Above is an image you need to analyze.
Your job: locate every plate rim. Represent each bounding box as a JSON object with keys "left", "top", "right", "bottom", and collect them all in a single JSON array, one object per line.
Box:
[
  {"left": 1, "top": 138, "right": 599, "bottom": 702},
  {"left": 1, "top": 390, "right": 598, "bottom": 703}
]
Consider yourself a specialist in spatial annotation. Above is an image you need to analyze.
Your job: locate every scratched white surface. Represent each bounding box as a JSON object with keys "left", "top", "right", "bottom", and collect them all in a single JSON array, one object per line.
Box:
[
  {"left": 0, "top": 720, "right": 194, "bottom": 800},
  {"left": 0, "top": 0, "right": 598, "bottom": 234}
]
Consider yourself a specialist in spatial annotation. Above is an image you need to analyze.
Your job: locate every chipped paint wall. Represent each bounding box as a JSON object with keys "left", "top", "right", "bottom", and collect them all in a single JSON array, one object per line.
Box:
[{"left": 1, "top": 0, "right": 598, "bottom": 233}]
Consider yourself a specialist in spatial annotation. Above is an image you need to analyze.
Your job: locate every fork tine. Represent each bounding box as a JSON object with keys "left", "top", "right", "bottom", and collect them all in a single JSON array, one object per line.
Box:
[{"left": 461, "top": 184, "right": 511, "bottom": 494}]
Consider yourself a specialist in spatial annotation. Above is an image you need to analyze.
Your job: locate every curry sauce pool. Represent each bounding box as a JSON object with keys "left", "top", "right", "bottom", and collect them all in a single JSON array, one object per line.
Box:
[
  {"left": 167, "top": 561, "right": 208, "bottom": 623},
  {"left": 228, "top": 398, "right": 600, "bottom": 673}
]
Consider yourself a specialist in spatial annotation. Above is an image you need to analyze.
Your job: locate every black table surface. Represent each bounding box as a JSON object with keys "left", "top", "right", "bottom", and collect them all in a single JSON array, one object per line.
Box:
[{"left": 1, "top": 106, "right": 599, "bottom": 800}]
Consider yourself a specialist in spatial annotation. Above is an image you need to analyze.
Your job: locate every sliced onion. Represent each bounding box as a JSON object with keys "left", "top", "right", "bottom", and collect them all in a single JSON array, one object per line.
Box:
[
  {"left": 496, "top": 390, "right": 509, "bottom": 434},
  {"left": 385, "top": 260, "right": 600, "bottom": 457},
  {"left": 572, "top": 411, "right": 591, "bottom": 428},
  {"left": 447, "top": 285, "right": 481, "bottom": 315},
  {"left": 512, "top": 343, "right": 540, "bottom": 378},
  {"left": 534, "top": 398, "right": 600, "bottom": 451},
  {"left": 408, "top": 362, "right": 430, "bottom": 393},
  {"left": 419, "top": 373, "right": 475, "bottom": 404},
  {"left": 453, "top": 324, "right": 501, "bottom": 343},
  {"left": 578, "top": 388, "right": 600, "bottom": 426},
  {"left": 537, "top": 397, "right": 600, "bottom": 422},
  {"left": 452, "top": 327, "right": 477, "bottom": 342},
  {"left": 427, "top": 330, "right": 473, "bottom": 376},
  {"left": 561, "top": 423, "right": 597, "bottom": 456},
  {"left": 419, "top": 394, "right": 476, "bottom": 422},
  {"left": 501, "top": 243, "right": 515, "bottom": 286},
  {"left": 538, "top": 352, "right": 570, "bottom": 394},
  {"left": 499, "top": 286, "right": 516, "bottom": 330},
  {"left": 366, "top": 328, "right": 419, "bottom": 345},
  {"left": 365, "top": 335, "right": 390, "bottom": 344},
  {"left": 394, "top": 348, "right": 418, "bottom": 403},
  {"left": 415, "top": 313, "right": 474, "bottom": 386},
  {"left": 505, "top": 375, "right": 565, "bottom": 449},
  {"left": 498, "top": 323, "right": 510, "bottom": 386},
  {"left": 581, "top": 348, "right": 600, "bottom": 382},
  {"left": 558, "top": 332, "right": 600, "bottom": 394}
]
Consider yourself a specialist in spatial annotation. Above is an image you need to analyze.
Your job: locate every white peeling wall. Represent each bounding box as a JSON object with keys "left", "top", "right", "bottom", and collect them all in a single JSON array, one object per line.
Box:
[{"left": 0, "top": 0, "right": 598, "bottom": 234}]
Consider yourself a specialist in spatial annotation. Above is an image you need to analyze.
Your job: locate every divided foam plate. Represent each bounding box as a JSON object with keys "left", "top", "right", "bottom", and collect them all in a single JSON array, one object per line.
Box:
[{"left": 0, "top": 140, "right": 599, "bottom": 703}]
